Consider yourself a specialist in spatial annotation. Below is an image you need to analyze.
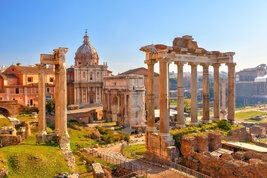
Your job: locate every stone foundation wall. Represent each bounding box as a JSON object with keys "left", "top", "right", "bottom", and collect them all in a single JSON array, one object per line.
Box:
[
  {"left": 0, "top": 134, "right": 22, "bottom": 147},
  {"left": 180, "top": 132, "right": 222, "bottom": 156},
  {"left": 228, "top": 127, "right": 252, "bottom": 141},
  {"left": 145, "top": 132, "right": 177, "bottom": 163},
  {"left": 181, "top": 151, "right": 267, "bottom": 178},
  {"left": 249, "top": 126, "right": 266, "bottom": 138}
]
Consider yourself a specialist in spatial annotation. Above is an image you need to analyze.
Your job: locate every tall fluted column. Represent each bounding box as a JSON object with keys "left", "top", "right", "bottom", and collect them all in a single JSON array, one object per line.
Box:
[
  {"left": 189, "top": 62, "right": 198, "bottom": 125},
  {"left": 159, "top": 58, "right": 170, "bottom": 136},
  {"left": 146, "top": 59, "right": 156, "bottom": 132},
  {"left": 175, "top": 62, "right": 185, "bottom": 127},
  {"left": 201, "top": 63, "right": 210, "bottom": 123},
  {"left": 55, "top": 64, "right": 60, "bottom": 133},
  {"left": 227, "top": 63, "right": 236, "bottom": 123},
  {"left": 212, "top": 63, "right": 220, "bottom": 121},
  {"left": 38, "top": 63, "right": 47, "bottom": 136}
]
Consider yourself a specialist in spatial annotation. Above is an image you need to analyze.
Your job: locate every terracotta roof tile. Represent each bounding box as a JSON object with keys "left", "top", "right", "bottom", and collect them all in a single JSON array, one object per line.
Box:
[{"left": 119, "top": 67, "right": 159, "bottom": 77}]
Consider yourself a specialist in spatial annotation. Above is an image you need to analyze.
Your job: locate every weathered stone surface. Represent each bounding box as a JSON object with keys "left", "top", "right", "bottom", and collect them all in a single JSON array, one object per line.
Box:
[
  {"left": 0, "top": 167, "right": 8, "bottom": 178},
  {"left": 181, "top": 136, "right": 196, "bottom": 156},
  {"left": 249, "top": 126, "right": 266, "bottom": 138},
  {"left": 0, "top": 134, "right": 21, "bottom": 147},
  {"left": 228, "top": 127, "right": 251, "bottom": 141},
  {"left": 208, "top": 132, "right": 222, "bottom": 151},
  {"left": 183, "top": 151, "right": 267, "bottom": 178},
  {"left": 92, "top": 163, "right": 104, "bottom": 178},
  {"left": 196, "top": 135, "right": 209, "bottom": 153}
]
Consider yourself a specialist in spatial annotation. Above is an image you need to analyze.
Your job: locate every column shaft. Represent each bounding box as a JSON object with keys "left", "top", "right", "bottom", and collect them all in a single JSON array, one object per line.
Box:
[
  {"left": 213, "top": 63, "right": 220, "bottom": 121},
  {"left": 159, "top": 59, "right": 170, "bottom": 135},
  {"left": 146, "top": 60, "right": 156, "bottom": 131},
  {"left": 38, "top": 64, "right": 47, "bottom": 135},
  {"left": 227, "top": 63, "right": 236, "bottom": 123},
  {"left": 58, "top": 63, "right": 68, "bottom": 137},
  {"left": 202, "top": 63, "right": 210, "bottom": 123},
  {"left": 176, "top": 62, "right": 185, "bottom": 127},
  {"left": 55, "top": 64, "right": 60, "bottom": 133},
  {"left": 189, "top": 63, "right": 198, "bottom": 125},
  {"left": 221, "top": 79, "right": 226, "bottom": 112}
]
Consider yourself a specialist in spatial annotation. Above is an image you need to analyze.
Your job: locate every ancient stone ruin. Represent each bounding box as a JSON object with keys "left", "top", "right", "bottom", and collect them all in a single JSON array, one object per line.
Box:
[
  {"left": 140, "top": 35, "right": 236, "bottom": 162},
  {"left": 103, "top": 74, "right": 146, "bottom": 128},
  {"left": 36, "top": 48, "right": 70, "bottom": 149}
]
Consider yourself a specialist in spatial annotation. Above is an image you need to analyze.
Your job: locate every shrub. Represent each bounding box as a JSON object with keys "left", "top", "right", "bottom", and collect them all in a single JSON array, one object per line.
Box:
[
  {"left": 21, "top": 106, "right": 39, "bottom": 114},
  {"left": 217, "top": 120, "right": 232, "bottom": 131}
]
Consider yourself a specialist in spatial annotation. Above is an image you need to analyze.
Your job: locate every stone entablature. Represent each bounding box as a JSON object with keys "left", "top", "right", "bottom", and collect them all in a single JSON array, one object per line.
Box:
[
  {"left": 103, "top": 75, "right": 145, "bottom": 127},
  {"left": 140, "top": 35, "right": 236, "bottom": 162}
]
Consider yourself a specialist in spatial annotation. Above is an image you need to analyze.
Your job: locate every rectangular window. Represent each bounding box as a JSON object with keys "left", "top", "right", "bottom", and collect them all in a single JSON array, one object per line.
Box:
[
  {"left": 50, "top": 77, "right": 54, "bottom": 82},
  {"left": 28, "top": 77, "right": 33, "bottom": 82},
  {"left": 15, "top": 88, "right": 19, "bottom": 94}
]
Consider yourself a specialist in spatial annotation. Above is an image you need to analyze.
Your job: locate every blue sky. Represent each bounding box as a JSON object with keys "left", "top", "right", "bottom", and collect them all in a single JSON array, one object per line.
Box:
[{"left": 0, "top": 0, "right": 267, "bottom": 73}]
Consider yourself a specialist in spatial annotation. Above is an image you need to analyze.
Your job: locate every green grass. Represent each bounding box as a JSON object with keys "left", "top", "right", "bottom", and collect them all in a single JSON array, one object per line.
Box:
[
  {"left": 16, "top": 114, "right": 37, "bottom": 122},
  {"left": 0, "top": 115, "right": 12, "bottom": 128},
  {"left": 0, "top": 135, "right": 70, "bottom": 178},
  {"left": 123, "top": 144, "right": 146, "bottom": 159},
  {"left": 68, "top": 126, "right": 97, "bottom": 151},
  {"left": 235, "top": 111, "right": 267, "bottom": 120}
]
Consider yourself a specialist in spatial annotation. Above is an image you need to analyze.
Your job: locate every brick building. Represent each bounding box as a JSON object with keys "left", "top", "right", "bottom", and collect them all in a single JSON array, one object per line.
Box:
[{"left": 0, "top": 63, "right": 55, "bottom": 107}]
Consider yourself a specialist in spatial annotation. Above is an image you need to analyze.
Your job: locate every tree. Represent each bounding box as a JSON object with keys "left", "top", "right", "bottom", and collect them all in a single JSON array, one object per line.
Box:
[
  {"left": 46, "top": 99, "right": 55, "bottom": 114},
  {"left": 184, "top": 99, "right": 191, "bottom": 113}
]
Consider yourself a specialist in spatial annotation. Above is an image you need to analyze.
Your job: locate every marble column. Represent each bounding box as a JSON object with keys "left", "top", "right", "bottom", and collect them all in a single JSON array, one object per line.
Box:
[
  {"left": 175, "top": 62, "right": 185, "bottom": 127},
  {"left": 189, "top": 62, "right": 198, "bottom": 125},
  {"left": 124, "top": 93, "right": 128, "bottom": 126},
  {"left": 38, "top": 64, "right": 47, "bottom": 136},
  {"left": 55, "top": 64, "right": 60, "bottom": 133},
  {"left": 146, "top": 59, "right": 156, "bottom": 132},
  {"left": 221, "top": 78, "right": 226, "bottom": 113},
  {"left": 227, "top": 63, "right": 236, "bottom": 123},
  {"left": 201, "top": 63, "right": 210, "bottom": 123},
  {"left": 159, "top": 58, "right": 170, "bottom": 137},
  {"left": 212, "top": 63, "right": 220, "bottom": 121},
  {"left": 55, "top": 48, "right": 69, "bottom": 143}
]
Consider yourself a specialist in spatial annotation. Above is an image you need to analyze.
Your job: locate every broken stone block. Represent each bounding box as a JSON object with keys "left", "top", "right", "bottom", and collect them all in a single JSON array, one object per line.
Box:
[{"left": 92, "top": 163, "right": 104, "bottom": 178}]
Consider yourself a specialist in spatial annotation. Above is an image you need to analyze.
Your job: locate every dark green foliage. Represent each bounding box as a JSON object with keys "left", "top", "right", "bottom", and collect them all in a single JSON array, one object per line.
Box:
[
  {"left": 217, "top": 120, "right": 232, "bottom": 131},
  {"left": 46, "top": 99, "right": 55, "bottom": 114}
]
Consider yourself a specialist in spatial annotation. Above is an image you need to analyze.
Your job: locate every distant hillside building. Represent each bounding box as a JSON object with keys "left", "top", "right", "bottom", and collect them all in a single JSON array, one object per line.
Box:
[
  {"left": 120, "top": 67, "right": 160, "bottom": 109},
  {"left": 67, "top": 31, "right": 112, "bottom": 106},
  {"left": 0, "top": 63, "right": 55, "bottom": 107},
  {"left": 236, "top": 64, "right": 267, "bottom": 106}
]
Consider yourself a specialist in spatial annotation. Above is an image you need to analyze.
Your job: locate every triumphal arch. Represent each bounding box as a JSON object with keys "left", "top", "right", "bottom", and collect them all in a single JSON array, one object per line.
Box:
[
  {"left": 140, "top": 35, "right": 236, "bottom": 161},
  {"left": 37, "top": 47, "right": 70, "bottom": 149}
]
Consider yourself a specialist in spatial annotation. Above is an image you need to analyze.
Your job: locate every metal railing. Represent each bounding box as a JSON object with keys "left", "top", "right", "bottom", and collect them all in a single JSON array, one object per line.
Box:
[
  {"left": 170, "top": 161, "right": 211, "bottom": 178},
  {"left": 83, "top": 149, "right": 148, "bottom": 177}
]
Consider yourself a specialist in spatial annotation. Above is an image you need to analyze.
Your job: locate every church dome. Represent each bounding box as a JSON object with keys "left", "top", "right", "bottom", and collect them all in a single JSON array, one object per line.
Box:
[{"left": 75, "top": 31, "right": 99, "bottom": 66}]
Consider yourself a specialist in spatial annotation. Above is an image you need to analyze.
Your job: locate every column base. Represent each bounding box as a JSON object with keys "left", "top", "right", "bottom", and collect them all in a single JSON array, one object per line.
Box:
[
  {"left": 202, "top": 119, "right": 210, "bottom": 124},
  {"left": 146, "top": 126, "right": 156, "bottom": 132},
  {"left": 36, "top": 131, "right": 47, "bottom": 144},
  {"left": 190, "top": 122, "right": 199, "bottom": 126},
  {"left": 212, "top": 117, "right": 220, "bottom": 122},
  {"left": 59, "top": 133, "right": 70, "bottom": 150},
  {"left": 227, "top": 119, "right": 236, "bottom": 124},
  {"left": 175, "top": 124, "right": 185, "bottom": 128},
  {"left": 145, "top": 131, "right": 177, "bottom": 162}
]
